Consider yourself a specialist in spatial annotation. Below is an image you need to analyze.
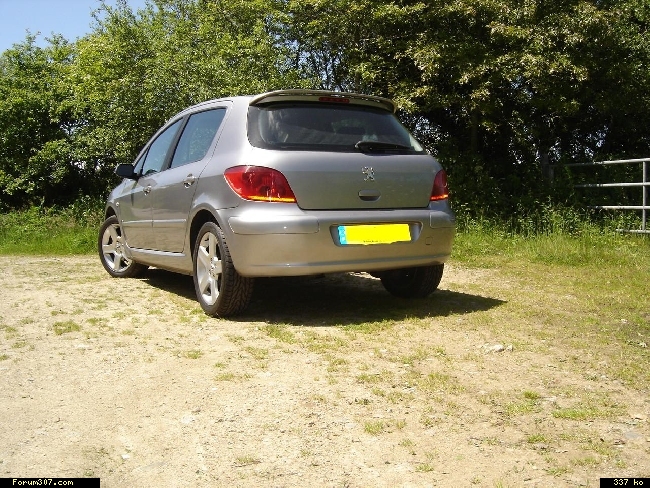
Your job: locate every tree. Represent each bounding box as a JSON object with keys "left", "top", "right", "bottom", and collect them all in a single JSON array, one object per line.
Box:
[
  {"left": 68, "top": 0, "right": 304, "bottom": 195},
  {"left": 2, "top": 0, "right": 649, "bottom": 215},
  {"left": 0, "top": 36, "right": 77, "bottom": 208},
  {"left": 277, "top": 0, "right": 650, "bottom": 215}
]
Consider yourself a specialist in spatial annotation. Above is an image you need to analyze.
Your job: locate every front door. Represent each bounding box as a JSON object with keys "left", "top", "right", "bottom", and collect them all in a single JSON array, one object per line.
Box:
[{"left": 118, "top": 118, "right": 183, "bottom": 250}]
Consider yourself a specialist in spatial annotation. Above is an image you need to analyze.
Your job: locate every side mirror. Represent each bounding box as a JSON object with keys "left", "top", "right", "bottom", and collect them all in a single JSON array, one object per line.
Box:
[{"left": 115, "top": 163, "right": 138, "bottom": 180}]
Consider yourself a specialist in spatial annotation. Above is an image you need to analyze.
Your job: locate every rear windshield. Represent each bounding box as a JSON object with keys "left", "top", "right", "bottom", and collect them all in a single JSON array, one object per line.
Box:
[{"left": 248, "top": 103, "right": 424, "bottom": 153}]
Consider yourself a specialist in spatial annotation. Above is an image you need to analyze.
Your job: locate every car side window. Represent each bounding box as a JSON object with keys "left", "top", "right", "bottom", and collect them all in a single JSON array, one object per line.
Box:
[
  {"left": 170, "top": 109, "right": 227, "bottom": 169},
  {"left": 141, "top": 119, "right": 182, "bottom": 176},
  {"left": 133, "top": 153, "right": 146, "bottom": 174}
]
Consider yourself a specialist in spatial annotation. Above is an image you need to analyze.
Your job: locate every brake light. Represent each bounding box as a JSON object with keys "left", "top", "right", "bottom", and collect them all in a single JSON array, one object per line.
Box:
[
  {"left": 224, "top": 166, "right": 297, "bottom": 203},
  {"left": 318, "top": 96, "right": 350, "bottom": 104},
  {"left": 430, "top": 170, "right": 449, "bottom": 201}
]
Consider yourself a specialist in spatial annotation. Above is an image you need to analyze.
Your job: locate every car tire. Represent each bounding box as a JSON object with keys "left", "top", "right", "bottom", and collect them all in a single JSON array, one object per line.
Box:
[
  {"left": 98, "top": 215, "right": 148, "bottom": 278},
  {"left": 192, "top": 222, "right": 254, "bottom": 317},
  {"left": 380, "top": 264, "right": 444, "bottom": 298}
]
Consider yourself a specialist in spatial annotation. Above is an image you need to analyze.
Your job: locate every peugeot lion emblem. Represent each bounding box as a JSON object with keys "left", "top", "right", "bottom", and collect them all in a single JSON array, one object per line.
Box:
[{"left": 362, "top": 166, "right": 375, "bottom": 181}]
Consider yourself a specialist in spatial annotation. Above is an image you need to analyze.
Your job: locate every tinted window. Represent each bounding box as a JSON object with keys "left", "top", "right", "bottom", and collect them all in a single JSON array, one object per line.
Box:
[
  {"left": 248, "top": 104, "right": 424, "bottom": 152},
  {"left": 141, "top": 119, "right": 182, "bottom": 176},
  {"left": 170, "top": 109, "right": 226, "bottom": 169}
]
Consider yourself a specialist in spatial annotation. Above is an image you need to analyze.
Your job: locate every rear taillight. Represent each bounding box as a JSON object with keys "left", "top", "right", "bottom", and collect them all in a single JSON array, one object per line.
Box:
[
  {"left": 224, "top": 166, "right": 297, "bottom": 203},
  {"left": 430, "top": 170, "right": 449, "bottom": 201}
]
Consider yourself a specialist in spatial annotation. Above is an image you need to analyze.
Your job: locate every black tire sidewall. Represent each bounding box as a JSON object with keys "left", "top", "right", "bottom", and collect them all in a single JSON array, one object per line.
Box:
[
  {"left": 192, "top": 222, "right": 253, "bottom": 317},
  {"left": 380, "top": 264, "right": 444, "bottom": 298}
]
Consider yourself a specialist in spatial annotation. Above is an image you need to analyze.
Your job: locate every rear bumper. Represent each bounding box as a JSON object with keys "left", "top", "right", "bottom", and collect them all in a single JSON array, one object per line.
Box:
[{"left": 223, "top": 205, "right": 455, "bottom": 277}]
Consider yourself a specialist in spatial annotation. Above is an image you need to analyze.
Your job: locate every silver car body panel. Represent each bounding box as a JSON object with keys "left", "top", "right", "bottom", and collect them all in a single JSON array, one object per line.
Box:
[
  {"left": 245, "top": 149, "right": 436, "bottom": 210},
  {"left": 223, "top": 204, "right": 455, "bottom": 277},
  {"left": 114, "top": 177, "right": 155, "bottom": 250},
  {"left": 105, "top": 91, "right": 455, "bottom": 278}
]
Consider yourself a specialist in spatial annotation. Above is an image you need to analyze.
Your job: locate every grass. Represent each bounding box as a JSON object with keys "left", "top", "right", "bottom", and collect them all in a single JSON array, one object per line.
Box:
[
  {"left": 363, "top": 419, "right": 406, "bottom": 435},
  {"left": 0, "top": 203, "right": 102, "bottom": 255},
  {"left": 449, "top": 216, "right": 650, "bottom": 392},
  {"left": 244, "top": 346, "right": 268, "bottom": 361},
  {"left": 214, "top": 372, "right": 252, "bottom": 382},
  {"left": 419, "top": 372, "right": 464, "bottom": 394},
  {"left": 526, "top": 434, "right": 550, "bottom": 444},
  {"left": 264, "top": 324, "right": 296, "bottom": 344},
  {"left": 182, "top": 349, "right": 203, "bottom": 359},
  {"left": 53, "top": 320, "right": 82, "bottom": 335},
  {"left": 363, "top": 420, "right": 385, "bottom": 435},
  {"left": 234, "top": 455, "right": 261, "bottom": 467},
  {"left": 326, "top": 356, "right": 348, "bottom": 373},
  {"left": 3, "top": 325, "right": 18, "bottom": 338},
  {"left": 414, "top": 451, "right": 438, "bottom": 472},
  {"left": 552, "top": 407, "right": 608, "bottom": 421},
  {"left": 453, "top": 210, "right": 650, "bottom": 270}
]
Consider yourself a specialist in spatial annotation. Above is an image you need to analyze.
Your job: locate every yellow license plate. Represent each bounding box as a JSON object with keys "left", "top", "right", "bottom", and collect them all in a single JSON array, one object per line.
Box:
[{"left": 338, "top": 224, "right": 411, "bottom": 245}]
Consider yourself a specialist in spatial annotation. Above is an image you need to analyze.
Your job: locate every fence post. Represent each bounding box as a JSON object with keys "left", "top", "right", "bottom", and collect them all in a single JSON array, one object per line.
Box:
[
  {"left": 540, "top": 152, "right": 554, "bottom": 182},
  {"left": 641, "top": 161, "right": 650, "bottom": 232}
]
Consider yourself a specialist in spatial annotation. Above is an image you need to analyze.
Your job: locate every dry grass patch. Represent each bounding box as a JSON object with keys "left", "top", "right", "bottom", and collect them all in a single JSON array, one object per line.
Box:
[{"left": 53, "top": 320, "right": 81, "bottom": 335}]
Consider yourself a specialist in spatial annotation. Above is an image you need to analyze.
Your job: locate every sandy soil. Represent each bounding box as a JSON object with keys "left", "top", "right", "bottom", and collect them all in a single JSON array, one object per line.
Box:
[{"left": 0, "top": 255, "right": 648, "bottom": 487}]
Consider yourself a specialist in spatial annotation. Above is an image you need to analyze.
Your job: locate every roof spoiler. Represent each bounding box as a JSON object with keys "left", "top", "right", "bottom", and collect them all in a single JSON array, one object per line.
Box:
[{"left": 249, "top": 89, "right": 396, "bottom": 113}]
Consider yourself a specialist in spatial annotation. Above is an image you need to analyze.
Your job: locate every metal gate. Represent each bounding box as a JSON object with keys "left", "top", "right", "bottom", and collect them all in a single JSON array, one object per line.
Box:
[{"left": 561, "top": 158, "right": 649, "bottom": 234}]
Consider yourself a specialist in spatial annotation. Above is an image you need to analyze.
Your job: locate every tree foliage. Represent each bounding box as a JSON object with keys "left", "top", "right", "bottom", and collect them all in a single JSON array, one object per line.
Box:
[
  {"left": 68, "top": 0, "right": 303, "bottom": 199},
  {"left": 0, "top": 35, "right": 76, "bottom": 207},
  {"left": 1, "top": 0, "right": 649, "bottom": 215},
  {"left": 278, "top": 0, "right": 650, "bottom": 214}
]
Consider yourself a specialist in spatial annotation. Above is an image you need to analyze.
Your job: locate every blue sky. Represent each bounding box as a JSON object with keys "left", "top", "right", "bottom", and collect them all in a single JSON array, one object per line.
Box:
[{"left": 0, "top": 0, "right": 148, "bottom": 53}]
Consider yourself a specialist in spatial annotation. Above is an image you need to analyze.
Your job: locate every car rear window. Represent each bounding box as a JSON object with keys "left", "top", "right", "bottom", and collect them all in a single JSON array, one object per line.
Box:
[{"left": 248, "top": 103, "right": 424, "bottom": 153}]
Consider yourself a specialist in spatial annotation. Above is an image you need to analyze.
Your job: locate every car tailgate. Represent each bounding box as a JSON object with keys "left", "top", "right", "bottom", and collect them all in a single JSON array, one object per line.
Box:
[{"left": 255, "top": 150, "right": 437, "bottom": 210}]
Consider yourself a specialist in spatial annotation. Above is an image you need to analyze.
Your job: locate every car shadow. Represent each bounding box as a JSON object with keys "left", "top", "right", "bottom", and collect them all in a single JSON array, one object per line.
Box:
[
  {"left": 139, "top": 269, "right": 196, "bottom": 300},
  {"left": 140, "top": 269, "right": 505, "bottom": 327}
]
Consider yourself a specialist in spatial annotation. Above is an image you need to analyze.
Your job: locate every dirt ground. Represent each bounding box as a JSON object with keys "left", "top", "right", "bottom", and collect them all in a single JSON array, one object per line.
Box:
[{"left": 0, "top": 255, "right": 648, "bottom": 487}]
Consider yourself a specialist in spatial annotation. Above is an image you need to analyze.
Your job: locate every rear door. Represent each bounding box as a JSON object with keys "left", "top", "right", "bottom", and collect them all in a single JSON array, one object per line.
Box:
[{"left": 151, "top": 107, "right": 228, "bottom": 252}]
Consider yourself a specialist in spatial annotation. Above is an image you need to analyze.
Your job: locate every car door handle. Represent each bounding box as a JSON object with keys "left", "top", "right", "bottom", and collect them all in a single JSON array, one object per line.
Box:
[
  {"left": 143, "top": 185, "right": 152, "bottom": 195},
  {"left": 183, "top": 175, "right": 197, "bottom": 188}
]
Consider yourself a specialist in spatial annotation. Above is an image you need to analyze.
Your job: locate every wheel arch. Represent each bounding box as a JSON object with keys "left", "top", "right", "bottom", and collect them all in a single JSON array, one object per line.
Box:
[
  {"left": 104, "top": 205, "right": 118, "bottom": 220},
  {"left": 189, "top": 209, "right": 219, "bottom": 257}
]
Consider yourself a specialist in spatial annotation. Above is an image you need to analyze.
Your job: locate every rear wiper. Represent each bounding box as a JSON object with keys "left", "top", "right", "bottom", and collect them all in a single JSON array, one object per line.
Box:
[{"left": 354, "top": 141, "right": 413, "bottom": 153}]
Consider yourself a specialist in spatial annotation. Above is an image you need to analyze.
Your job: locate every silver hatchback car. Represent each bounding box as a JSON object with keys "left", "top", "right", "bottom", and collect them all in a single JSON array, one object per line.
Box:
[{"left": 98, "top": 90, "right": 455, "bottom": 316}]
